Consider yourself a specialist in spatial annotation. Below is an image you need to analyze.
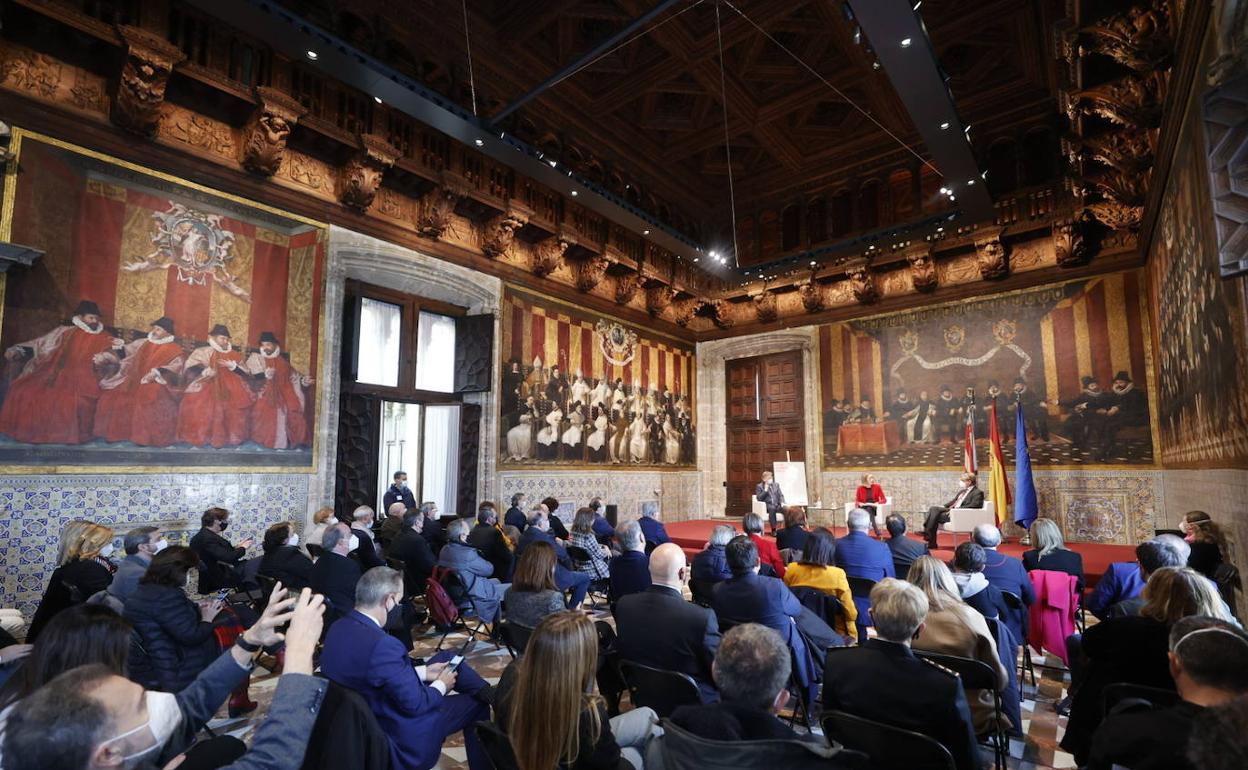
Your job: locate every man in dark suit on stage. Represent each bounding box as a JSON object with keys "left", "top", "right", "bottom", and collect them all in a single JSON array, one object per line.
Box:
[
  {"left": 754, "top": 470, "right": 784, "bottom": 534},
  {"left": 923, "top": 472, "right": 985, "bottom": 549}
]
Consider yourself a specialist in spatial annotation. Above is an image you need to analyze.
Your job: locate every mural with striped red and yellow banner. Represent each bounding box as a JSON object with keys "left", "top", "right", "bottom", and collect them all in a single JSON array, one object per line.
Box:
[{"left": 818, "top": 271, "right": 1155, "bottom": 467}]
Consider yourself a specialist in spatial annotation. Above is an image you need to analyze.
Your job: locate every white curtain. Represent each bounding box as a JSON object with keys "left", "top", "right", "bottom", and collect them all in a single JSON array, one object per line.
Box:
[
  {"left": 377, "top": 402, "right": 421, "bottom": 512},
  {"left": 415, "top": 311, "right": 456, "bottom": 393},
  {"left": 422, "top": 404, "right": 461, "bottom": 515},
  {"left": 358, "top": 298, "right": 401, "bottom": 387}
]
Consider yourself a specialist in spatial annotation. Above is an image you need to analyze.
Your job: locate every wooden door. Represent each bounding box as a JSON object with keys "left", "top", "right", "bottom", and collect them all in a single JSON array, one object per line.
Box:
[{"left": 724, "top": 350, "right": 806, "bottom": 517}]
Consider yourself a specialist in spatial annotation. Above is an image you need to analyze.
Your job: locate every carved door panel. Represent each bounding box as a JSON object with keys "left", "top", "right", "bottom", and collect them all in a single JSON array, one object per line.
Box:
[
  {"left": 724, "top": 350, "right": 806, "bottom": 517},
  {"left": 335, "top": 392, "right": 380, "bottom": 516},
  {"left": 457, "top": 402, "right": 481, "bottom": 514}
]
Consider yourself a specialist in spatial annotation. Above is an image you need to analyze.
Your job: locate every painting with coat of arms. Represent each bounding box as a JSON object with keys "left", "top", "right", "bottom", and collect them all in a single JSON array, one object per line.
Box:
[
  {"left": 499, "top": 285, "right": 696, "bottom": 467},
  {"left": 818, "top": 272, "right": 1157, "bottom": 468},
  {"left": 0, "top": 130, "right": 326, "bottom": 470}
]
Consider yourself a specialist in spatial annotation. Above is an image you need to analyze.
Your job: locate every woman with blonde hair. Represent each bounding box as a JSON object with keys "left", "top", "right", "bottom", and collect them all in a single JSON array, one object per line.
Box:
[
  {"left": 1023, "top": 516, "right": 1086, "bottom": 591},
  {"left": 27, "top": 522, "right": 116, "bottom": 642},
  {"left": 1181, "top": 510, "right": 1227, "bottom": 579},
  {"left": 495, "top": 611, "right": 660, "bottom": 770},
  {"left": 907, "top": 555, "right": 1010, "bottom": 733},
  {"left": 305, "top": 506, "right": 335, "bottom": 548}
]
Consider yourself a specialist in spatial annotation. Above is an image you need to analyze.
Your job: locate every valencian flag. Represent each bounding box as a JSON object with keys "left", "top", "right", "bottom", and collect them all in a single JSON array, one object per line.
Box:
[
  {"left": 987, "top": 399, "right": 1012, "bottom": 526},
  {"left": 963, "top": 403, "right": 978, "bottom": 475},
  {"left": 1013, "top": 400, "right": 1039, "bottom": 530}
]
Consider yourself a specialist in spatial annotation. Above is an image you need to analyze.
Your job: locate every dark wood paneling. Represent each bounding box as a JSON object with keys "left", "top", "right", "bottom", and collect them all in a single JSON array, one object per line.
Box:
[
  {"left": 334, "top": 392, "right": 380, "bottom": 517},
  {"left": 724, "top": 350, "right": 805, "bottom": 517},
  {"left": 457, "top": 402, "right": 481, "bottom": 514}
]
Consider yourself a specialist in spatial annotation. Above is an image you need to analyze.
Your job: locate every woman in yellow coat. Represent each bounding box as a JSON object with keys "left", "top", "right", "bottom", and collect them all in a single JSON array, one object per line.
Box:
[{"left": 783, "top": 527, "right": 858, "bottom": 642}]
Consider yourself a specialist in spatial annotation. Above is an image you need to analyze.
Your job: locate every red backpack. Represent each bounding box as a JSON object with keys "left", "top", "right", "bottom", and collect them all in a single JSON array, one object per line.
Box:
[{"left": 425, "top": 566, "right": 460, "bottom": 627}]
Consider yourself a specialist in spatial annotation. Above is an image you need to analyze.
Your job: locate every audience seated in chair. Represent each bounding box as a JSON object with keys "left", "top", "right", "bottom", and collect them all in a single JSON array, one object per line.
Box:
[
  {"left": 834, "top": 508, "right": 895, "bottom": 583},
  {"left": 608, "top": 521, "right": 650, "bottom": 606},
  {"left": 259, "top": 521, "right": 314, "bottom": 591},
  {"left": 637, "top": 505, "right": 670, "bottom": 551},
  {"left": 691, "top": 524, "right": 735, "bottom": 585},
  {"left": 973, "top": 524, "right": 1033, "bottom": 642},
  {"left": 952, "top": 542, "right": 1009, "bottom": 624},
  {"left": 419, "top": 502, "right": 448, "bottom": 555},
  {"left": 389, "top": 510, "right": 437, "bottom": 598},
  {"left": 568, "top": 508, "right": 612, "bottom": 581},
  {"left": 1022, "top": 517, "right": 1085, "bottom": 592},
  {"left": 1104, "top": 538, "right": 1187, "bottom": 619},
  {"left": 1088, "top": 616, "right": 1248, "bottom": 770},
  {"left": 504, "top": 493, "right": 529, "bottom": 533},
  {"left": 538, "top": 498, "right": 570, "bottom": 540},
  {"left": 782, "top": 527, "right": 858, "bottom": 643},
  {"left": 615, "top": 543, "right": 720, "bottom": 703},
  {"left": 1180, "top": 510, "right": 1227, "bottom": 580},
  {"left": 495, "top": 611, "right": 662, "bottom": 770},
  {"left": 503, "top": 541, "right": 567, "bottom": 629},
  {"left": 310, "top": 523, "right": 363, "bottom": 616},
  {"left": 775, "top": 507, "right": 811, "bottom": 555},
  {"left": 883, "top": 514, "right": 927, "bottom": 579},
  {"left": 468, "top": 505, "right": 515, "bottom": 583},
  {"left": 517, "top": 508, "right": 590, "bottom": 609},
  {"left": 669, "top": 622, "right": 802, "bottom": 741},
  {"left": 822, "top": 578, "right": 980, "bottom": 770},
  {"left": 742, "top": 513, "right": 785, "bottom": 578},
  {"left": 378, "top": 501, "right": 407, "bottom": 554},
  {"left": 588, "top": 498, "right": 615, "bottom": 543},
  {"left": 1185, "top": 691, "right": 1248, "bottom": 770},
  {"left": 321, "top": 566, "right": 492, "bottom": 770},
  {"left": 0, "top": 604, "right": 130, "bottom": 714},
  {"left": 28, "top": 521, "right": 116, "bottom": 643},
  {"left": 305, "top": 506, "right": 335, "bottom": 549},
  {"left": 907, "top": 555, "right": 1011, "bottom": 736},
  {"left": 189, "top": 507, "right": 254, "bottom": 595},
  {"left": 105, "top": 526, "right": 166, "bottom": 606},
  {"left": 3, "top": 585, "right": 326, "bottom": 770},
  {"left": 437, "top": 518, "right": 508, "bottom": 625},
  {"left": 349, "top": 506, "right": 386, "bottom": 570}
]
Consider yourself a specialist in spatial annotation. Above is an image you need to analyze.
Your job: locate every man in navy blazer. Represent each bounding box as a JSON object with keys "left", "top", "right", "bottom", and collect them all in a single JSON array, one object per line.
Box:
[
  {"left": 637, "top": 507, "right": 671, "bottom": 549},
  {"left": 973, "top": 524, "right": 1034, "bottom": 639},
  {"left": 608, "top": 520, "right": 651, "bottom": 605},
  {"left": 589, "top": 498, "right": 615, "bottom": 542},
  {"left": 835, "top": 509, "right": 896, "bottom": 582},
  {"left": 517, "top": 509, "right": 590, "bottom": 608},
  {"left": 320, "top": 566, "right": 491, "bottom": 770}
]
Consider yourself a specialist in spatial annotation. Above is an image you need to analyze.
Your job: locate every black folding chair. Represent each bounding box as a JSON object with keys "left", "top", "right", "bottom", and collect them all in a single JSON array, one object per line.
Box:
[
  {"left": 688, "top": 577, "right": 715, "bottom": 608},
  {"left": 432, "top": 567, "right": 493, "bottom": 651},
  {"left": 847, "top": 576, "right": 877, "bottom": 642},
  {"left": 619, "top": 660, "right": 702, "bottom": 718},
  {"left": 565, "top": 545, "right": 610, "bottom": 609},
  {"left": 1101, "top": 682, "right": 1180, "bottom": 717},
  {"left": 496, "top": 620, "right": 533, "bottom": 658},
  {"left": 821, "top": 711, "right": 956, "bottom": 770},
  {"left": 473, "top": 721, "right": 519, "bottom": 770},
  {"left": 914, "top": 651, "right": 1008, "bottom": 770},
  {"left": 893, "top": 560, "right": 912, "bottom": 581},
  {"left": 306, "top": 543, "right": 324, "bottom": 559},
  {"left": 1000, "top": 590, "right": 1035, "bottom": 686}
]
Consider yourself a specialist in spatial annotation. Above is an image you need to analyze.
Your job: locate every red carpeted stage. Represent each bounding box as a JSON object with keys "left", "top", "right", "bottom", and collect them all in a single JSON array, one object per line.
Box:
[{"left": 666, "top": 518, "right": 1134, "bottom": 585}]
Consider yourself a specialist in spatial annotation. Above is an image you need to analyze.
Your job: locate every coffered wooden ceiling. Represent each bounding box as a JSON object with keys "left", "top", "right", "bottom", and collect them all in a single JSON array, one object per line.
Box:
[{"left": 283, "top": 0, "right": 1065, "bottom": 243}]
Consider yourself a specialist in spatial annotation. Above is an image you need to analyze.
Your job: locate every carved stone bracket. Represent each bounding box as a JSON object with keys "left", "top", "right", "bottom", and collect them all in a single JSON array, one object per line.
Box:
[
  {"left": 751, "top": 291, "right": 778, "bottom": 323},
  {"left": 111, "top": 26, "right": 185, "bottom": 136},
  {"left": 973, "top": 229, "right": 1010, "bottom": 281},
  {"left": 338, "top": 134, "right": 399, "bottom": 212},
  {"left": 904, "top": 243, "right": 938, "bottom": 293},
  {"left": 613, "top": 271, "right": 640, "bottom": 305},
  {"left": 798, "top": 279, "right": 826, "bottom": 313},
  {"left": 1079, "top": 3, "right": 1172, "bottom": 71},
  {"left": 1053, "top": 216, "right": 1090, "bottom": 267},
  {"left": 645, "top": 284, "right": 673, "bottom": 317},
  {"left": 415, "top": 175, "right": 468, "bottom": 238},
  {"left": 672, "top": 297, "right": 699, "bottom": 327},
  {"left": 480, "top": 207, "right": 529, "bottom": 259},
  {"left": 846, "top": 259, "right": 878, "bottom": 304},
  {"left": 240, "top": 86, "right": 306, "bottom": 176},
  {"left": 573, "top": 254, "right": 610, "bottom": 293},
  {"left": 531, "top": 234, "right": 573, "bottom": 278}
]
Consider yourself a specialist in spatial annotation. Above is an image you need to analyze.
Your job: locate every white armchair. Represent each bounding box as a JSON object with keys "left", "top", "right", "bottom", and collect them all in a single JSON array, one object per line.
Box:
[
  {"left": 940, "top": 502, "right": 997, "bottom": 546},
  {"left": 843, "top": 500, "right": 893, "bottom": 528}
]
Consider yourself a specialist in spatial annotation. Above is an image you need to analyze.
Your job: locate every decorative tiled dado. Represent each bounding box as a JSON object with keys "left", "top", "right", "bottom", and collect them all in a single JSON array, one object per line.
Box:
[
  {"left": 821, "top": 469, "right": 1161, "bottom": 544},
  {"left": 498, "top": 471, "right": 702, "bottom": 528},
  {"left": 0, "top": 473, "right": 308, "bottom": 618}
]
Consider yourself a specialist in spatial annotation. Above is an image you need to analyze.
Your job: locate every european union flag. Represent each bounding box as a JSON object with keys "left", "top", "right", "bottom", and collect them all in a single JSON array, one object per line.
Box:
[{"left": 1014, "top": 400, "right": 1038, "bottom": 530}]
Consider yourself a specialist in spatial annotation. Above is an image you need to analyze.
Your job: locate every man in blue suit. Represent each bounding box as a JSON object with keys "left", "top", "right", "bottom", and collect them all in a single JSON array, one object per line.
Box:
[
  {"left": 320, "top": 566, "right": 492, "bottom": 770},
  {"left": 609, "top": 520, "right": 651, "bottom": 605},
  {"left": 1086, "top": 538, "right": 1185, "bottom": 620},
  {"left": 589, "top": 497, "right": 615, "bottom": 543},
  {"left": 835, "top": 508, "right": 896, "bottom": 581},
  {"left": 517, "top": 509, "right": 590, "bottom": 608},
  {"left": 504, "top": 493, "right": 528, "bottom": 532},
  {"left": 973, "top": 524, "right": 1034, "bottom": 640},
  {"left": 637, "top": 506, "right": 670, "bottom": 550},
  {"left": 711, "top": 536, "right": 816, "bottom": 702}
]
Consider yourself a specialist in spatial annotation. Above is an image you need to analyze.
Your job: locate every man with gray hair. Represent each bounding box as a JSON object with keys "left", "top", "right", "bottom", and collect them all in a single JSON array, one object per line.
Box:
[
  {"left": 834, "top": 508, "right": 895, "bottom": 583},
  {"left": 437, "top": 518, "right": 508, "bottom": 623},
  {"left": 636, "top": 504, "right": 670, "bottom": 548},
  {"left": 517, "top": 508, "right": 590, "bottom": 608},
  {"left": 823, "top": 579, "right": 980, "bottom": 770},
  {"left": 504, "top": 493, "right": 528, "bottom": 532},
  {"left": 378, "top": 501, "right": 407, "bottom": 552},
  {"left": 609, "top": 520, "right": 650, "bottom": 605},
  {"left": 321, "top": 566, "right": 493, "bottom": 770},
  {"left": 975, "top": 523, "right": 1034, "bottom": 640},
  {"left": 419, "top": 501, "right": 447, "bottom": 554},
  {"left": 106, "top": 526, "right": 166, "bottom": 604},
  {"left": 691, "top": 524, "right": 736, "bottom": 584},
  {"left": 350, "top": 505, "right": 385, "bottom": 569},
  {"left": 669, "top": 623, "right": 798, "bottom": 740},
  {"left": 468, "top": 504, "right": 513, "bottom": 581},
  {"left": 311, "top": 521, "right": 363, "bottom": 613}
]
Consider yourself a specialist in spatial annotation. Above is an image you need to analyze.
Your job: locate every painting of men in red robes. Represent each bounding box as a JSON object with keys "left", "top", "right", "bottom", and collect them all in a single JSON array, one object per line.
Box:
[
  {"left": 93, "top": 317, "right": 185, "bottom": 447},
  {"left": 0, "top": 300, "right": 115, "bottom": 444},
  {"left": 245, "top": 331, "right": 314, "bottom": 449},
  {"left": 175, "top": 325, "right": 256, "bottom": 448}
]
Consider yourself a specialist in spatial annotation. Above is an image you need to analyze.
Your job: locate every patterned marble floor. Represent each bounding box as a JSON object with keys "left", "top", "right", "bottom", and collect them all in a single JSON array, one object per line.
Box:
[{"left": 206, "top": 600, "right": 1084, "bottom": 770}]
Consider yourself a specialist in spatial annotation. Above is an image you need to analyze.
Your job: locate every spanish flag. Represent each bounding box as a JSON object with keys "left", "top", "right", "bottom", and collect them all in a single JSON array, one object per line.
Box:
[{"left": 987, "top": 399, "right": 1012, "bottom": 525}]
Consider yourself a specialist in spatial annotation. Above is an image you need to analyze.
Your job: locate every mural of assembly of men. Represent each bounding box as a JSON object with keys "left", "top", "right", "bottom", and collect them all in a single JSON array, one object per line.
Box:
[
  {"left": 501, "top": 356, "right": 694, "bottom": 465},
  {"left": 0, "top": 302, "right": 314, "bottom": 451}
]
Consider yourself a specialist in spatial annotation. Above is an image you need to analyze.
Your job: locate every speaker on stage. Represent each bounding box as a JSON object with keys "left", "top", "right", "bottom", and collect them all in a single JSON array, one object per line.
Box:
[{"left": 606, "top": 504, "right": 618, "bottom": 528}]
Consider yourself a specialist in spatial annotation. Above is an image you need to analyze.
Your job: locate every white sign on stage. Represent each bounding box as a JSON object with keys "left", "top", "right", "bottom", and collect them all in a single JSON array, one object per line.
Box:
[{"left": 772, "top": 461, "right": 809, "bottom": 506}]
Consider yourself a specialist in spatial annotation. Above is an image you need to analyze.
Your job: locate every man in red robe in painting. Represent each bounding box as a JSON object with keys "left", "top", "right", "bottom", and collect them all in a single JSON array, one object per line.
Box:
[
  {"left": 244, "top": 331, "right": 313, "bottom": 449},
  {"left": 93, "top": 316, "right": 186, "bottom": 446},
  {"left": 176, "top": 324, "right": 255, "bottom": 447},
  {"left": 0, "top": 299, "right": 115, "bottom": 444}
]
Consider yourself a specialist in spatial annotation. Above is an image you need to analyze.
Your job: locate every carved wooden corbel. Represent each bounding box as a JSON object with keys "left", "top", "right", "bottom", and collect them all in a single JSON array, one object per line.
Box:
[
  {"left": 973, "top": 229, "right": 1010, "bottom": 281},
  {"left": 1053, "top": 215, "right": 1091, "bottom": 268},
  {"left": 1086, "top": 200, "right": 1143, "bottom": 230},
  {"left": 531, "top": 234, "right": 573, "bottom": 278},
  {"left": 240, "top": 87, "right": 306, "bottom": 176},
  {"left": 904, "top": 243, "right": 938, "bottom": 293},
  {"left": 480, "top": 207, "right": 529, "bottom": 259},
  {"left": 846, "top": 259, "right": 879, "bottom": 304},
  {"left": 1088, "top": 168, "right": 1150, "bottom": 206},
  {"left": 111, "top": 26, "right": 185, "bottom": 136},
  {"left": 613, "top": 271, "right": 640, "bottom": 304},
  {"left": 705, "top": 299, "right": 734, "bottom": 329},
  {"left": 645, "top": 284, "right": 673, "bottom": 317},
  {"left": 1079, "top": 3, "right": 1172, "bottom": 71},
  {"left": 798, "top": 278, "right": 826, "bottom": 313},
  {"left": 672, "top": 297, "right": 699, "bottom": 327},
  {"left": 574, "top": 254, "right": 610, "bottom": 293},
  {"left": 338, "top": 134, "right": 399, "bottom": 212},
  {"left": 751, "top": 290, "right": 778, "bottom": 323},
  {"left": 1072, "top": 71, "right": 1167, "bottom": 127},
  {"left": 1078, "top": 130, "right": 1156, "bottom": 172},
  {"left": 415, "top": 175, "right": 467, "bottom": 238}
]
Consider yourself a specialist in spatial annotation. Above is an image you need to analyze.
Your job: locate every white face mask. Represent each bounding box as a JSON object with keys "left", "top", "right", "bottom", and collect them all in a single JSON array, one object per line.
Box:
[
  {"left": 99, "top": 543, "right": 115, "bottom": 559},
  {"left": 287, "top": 533, "right": 300, "bottom": 547},
  {"left": 101, "top": 691, "right": 182, "bottom": 767},
  {"left": 348, "top": 535, "right": 360, "bottom": 552},
  {"left": 152, "top": 539, "right": 169, "bottom": 555},
  {"left": 399, "top": 481, "right": 408, "bottom": 489}
]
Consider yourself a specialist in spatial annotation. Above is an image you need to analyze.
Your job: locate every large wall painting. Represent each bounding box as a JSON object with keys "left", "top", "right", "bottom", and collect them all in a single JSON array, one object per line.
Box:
[
  {"left": 0, "top": 130, "right": 326, "bottom": 470},
  {"left": 499, "top": 285, "right": 695, "bottom": 468},
  {"left": 818, "top": 272, "right": 1157, "bottom": 468}
]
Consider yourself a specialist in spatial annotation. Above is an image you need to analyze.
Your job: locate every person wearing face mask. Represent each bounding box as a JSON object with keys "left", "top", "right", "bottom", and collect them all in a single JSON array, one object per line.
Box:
[
  {"left": 259, "top": 522, "right": 313, "bottom": 591},
  {"left": 383, "top": 470, "right": 416, "bottom": 513},
  {"left": 922, "top": 472, "right": 984, "bottom": 549},
  {"left": 27, "top": 522, "right": 116, "bottom": 643},
  {"left": 437, "top": 518, "right": 509, "bottom": 625},
  {"left": 189, "top": 507, "right": 254, "bottom": 594},
  {"left": 4, "top": 585, "right": 327, "bottom": 770},
  {"left": 321, "top": 567, "right": 492, "bottom": 770},
  {"left": 310, "top": 523, "right": 364, "bottom": 619},
  {"left": 106, "top": 527, "right": 167, "bottom": 605}
]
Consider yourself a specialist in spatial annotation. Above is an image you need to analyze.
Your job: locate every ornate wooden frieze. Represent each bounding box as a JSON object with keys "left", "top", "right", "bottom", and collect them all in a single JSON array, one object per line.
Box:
[
  {"left": 1068, "top": 71, "right": 1168, "bottom": 128},
  {"left": 240, "top": 86, "right": 306, "bottom": 176},
  {"left": 672, "top": 296, "right": 699, "bottom": 327},
  {"left": 645, "top": 284, "right": 673, "bottom": 317},
  {"left": 112, "top": 26, "right": 185, "bottom": 136},
  {"left": 1087, "top": 168, "right": 1150, "bottom": 206},
  {"left": 798, "top": 278, "right": 826, "bottom": 313},
  {"left": 904, "top": 243, "right": 938, "bottom": 293},
  {"left": 338, "top": 134, "right": 399, "bottom": 212},
  {"left": 705, "top": 298, "right": 734, "bottom": 329},
  {"left": 1079, "top": 3, "right": 1172, "bottom": 71},
  {"left": 751, "top": 290, "right": 778, "bottom": 323},
  {"left": 573, "top": 254, "right": 610, "bottom": 293},
  {"left": 415, "top": 175, "right": 467, "bottom": 238},
  {"left": 1087, "top": 200, "right": 1143, "bottom": 230},
  {"left": 613, "top": 271, "right": 640, "bottom": 305},
  {"left": 1077, "top": 130, "right": 1156, "bottom": 172},
  {"left": 973, "top": 229, "right": 1010, "bottom": 280},
  {"left": 846, "top": 259, "right": 879, "bottom": 304},
  {"left": 1053, "top": 215, "right": 1090, "bottom": 267},
  {"left": 480, "top": 207, "right": 529, "bottom": 259},
  {"left": 531, "top": 234, "right": 572, "bottom": 278}
]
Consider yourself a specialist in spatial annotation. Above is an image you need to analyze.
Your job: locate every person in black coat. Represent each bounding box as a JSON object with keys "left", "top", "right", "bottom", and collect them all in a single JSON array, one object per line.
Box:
[
  {"left": 124, "top": 547, "right": 223, "bottom": 693},
  {"left": 189, "top": 507, "right": 254, "bottom": 594},
  {"left": 1181, "top": 511, "right": 1227, "bottom": 580},
  {"left": 614, "top": 543, "right": 721, "bottom": 702},
  {"left": 27, "top": 522, "right": 116, "bottom": 643},
  {"left": 420, "top": 501, "right": 449, "bottom": 554},
  {"left": 608, "top": 521, "right": 650, "bottom": 606},
  {"left": 349, "top": 506, "right": 386, "bottom": 570},
  {"left": 775, "top": 507, "right": 811, "bottom": 555},
  {"left": 468, "top": 507, "right": 514, "bottom": 582},
  {"left": 504, "top": 493, "right": 528, "bottom": 532},
  {"left": 258, "top": 521, "right": 313, "bottom": 590},
  {"left": 1022, "top": 517, "right": 1086, "bottom": 592},
  {"left": 311, "top": 523, "right": 364, "bottom": 616},
  {"left": 540, "top": 497, "right": 570, "bottom": 540},
  {"left": 382, "top": 470, "right": 416, "bottom": 512},
  {"left": 390, "top": 511, "right": 437, "bottom": 597},
  {"left": 884, "top": 513, "right": 928, "bottom": 579}
]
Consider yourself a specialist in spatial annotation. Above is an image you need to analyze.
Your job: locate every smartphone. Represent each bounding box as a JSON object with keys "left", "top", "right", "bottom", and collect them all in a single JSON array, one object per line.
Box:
[
  {"left": 215, "top": 588, "right": 231, "bottom": 602},
  {"left": 447, "top": 639, "right": 476, "bottom": 671}
]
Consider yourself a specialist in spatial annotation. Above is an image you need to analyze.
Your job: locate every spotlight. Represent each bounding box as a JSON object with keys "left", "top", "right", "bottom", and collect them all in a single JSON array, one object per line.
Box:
[
  {"left": 570, "top": 190, "right": 578, "bottom": 196},
  {"left": 900, "top": 38, "right": 912, "bottom": 47},
  {"left": 939, "top": 187, "right": 949, "bottom": 194},
  {"left": 936, "top": 227, "right": 944, "bottom": 232},
  {"left": 305, "top": 50, "right": 318, "bottom": 60},
  {"left": 643, "top": 229, "right": 650, "bottom": 235},
  {"left": 940, "top": 122, "right": 950, "bottom": 130},
  {"left": 810, "top": 261, "right": 817, "bottom": 267},
  {"left": 548, "top": 160, "right": 557, "bottom": 168},
  {"left": 373, "top": 96, "right": 382, "bottom": 104},
  {"left": 693, "top": 257, "right": 699, "bottom": 262},
  {"left": 709, "top": 250, "right": 719, "bottom": 258},
  {"left": 913, "top": 0, "right": 922, "bottom": 8},
  {"left": 853, "top": 27, "right": 862, "bottom": 45},
  {"left": 872, "top": 60, "right": 881, "bottom": 70},
  {"left": 966, "top": 179, "right": 975, "bottom": 185},
  {"left": 948, "top": 195, "right": 956, "bottom": 201},
  {"left": 474, "top": 138, "right": 484, "bottom": 146}
]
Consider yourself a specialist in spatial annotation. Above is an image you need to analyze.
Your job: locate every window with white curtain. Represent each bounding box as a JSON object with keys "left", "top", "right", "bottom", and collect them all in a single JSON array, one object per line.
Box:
[
  {"left": 421, "top": 404, "right": 460, "bottom": 515},
  {"left": 376, "top": 401, "right": 421, "bottom": 513},
  {"left": 415, "top": 311, "right": 456, "bottom": 393},
  {"left": 357, "top": 297, "right": 401, "bottom": 387}
]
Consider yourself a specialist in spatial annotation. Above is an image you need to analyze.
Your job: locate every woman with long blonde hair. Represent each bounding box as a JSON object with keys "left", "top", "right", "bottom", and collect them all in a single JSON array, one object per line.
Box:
[
  {"left": 27, "top": 522, "right": 116, "bottom": 642},
  {"left": 1140, "top": 566, "right": 1237, "bottom": 625},
  {"left": 495, "top": 611, "right": 659, "bottom": 770},
  {"left": 1022, "top": 516, "right": 1086, "bottom": 591},
  {"left": 1181, "top": 510, "right": 1228, "bottom": 579}
]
